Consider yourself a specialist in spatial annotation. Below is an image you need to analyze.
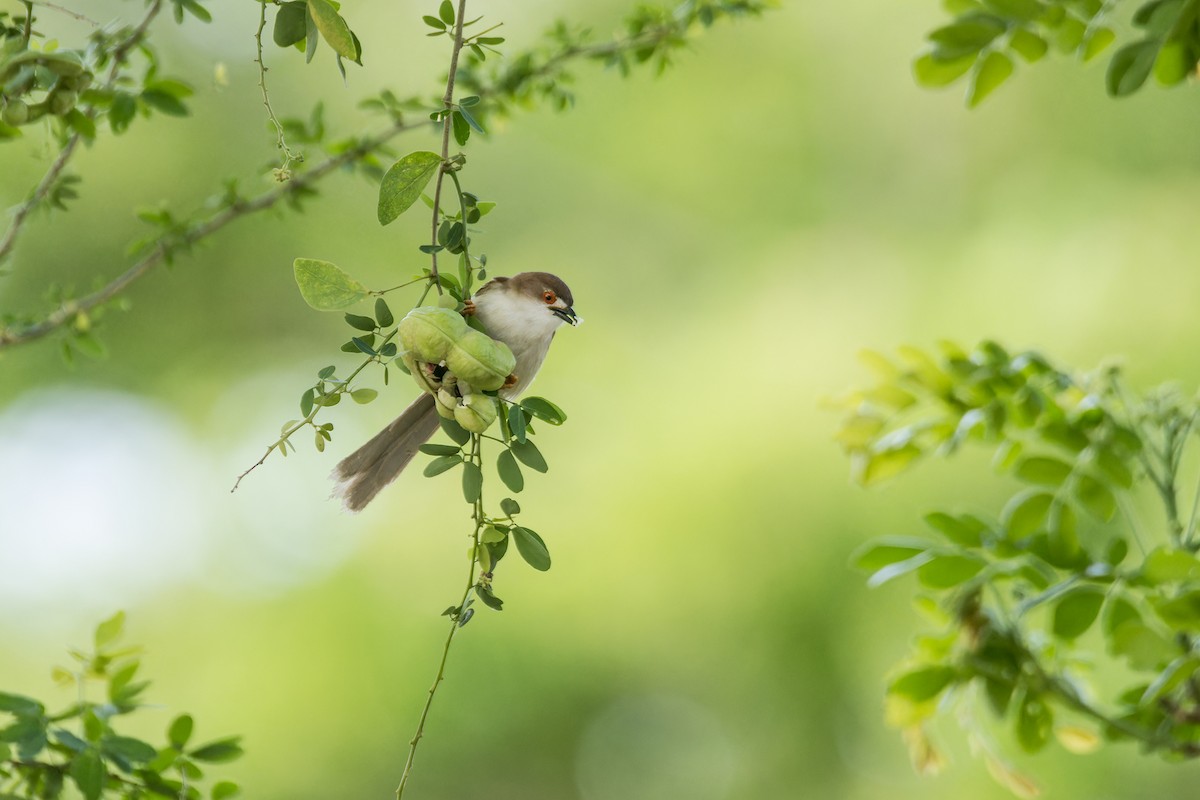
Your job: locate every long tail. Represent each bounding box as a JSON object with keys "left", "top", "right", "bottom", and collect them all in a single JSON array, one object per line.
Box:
[{"left": 331, "top": 392, "right": 441, "bottom": 512}]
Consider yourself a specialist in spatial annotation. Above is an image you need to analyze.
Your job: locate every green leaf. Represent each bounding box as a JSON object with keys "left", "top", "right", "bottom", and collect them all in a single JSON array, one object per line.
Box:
[
  {"left": 70, "top": 749, "right": 105, "bottom": 800},
  {"left": 419, "top": 443, "right": 462, "bottom": 456},
  {"left": 1106, "top": 40, "right": 1159, "bottom": 97},
  {"left": 305, "top": 4, "right": 318, "bottom": 62},
  {"left": 1111, "top": 621, "right": 1175, "bottom": 670},
  {"left": 513, "top": 526, "right": 551, "bottom": 571},
  {"left": 168, "top": 714, "right": 193, "bottom": 749},
  {"left": 95, "top": 611, "right": 125, "bottom": 649},
  {"left": 923, "top": 512, "right": 986, "bottom": 546},
  {"left": 103, "top": 735, "right": 157, "bottom": 764},
  {"left": 1154, "top": 590, "right": 1200, "bottom": 630},
  {"left": 374, "top": 297, "right": 394, "bottom": 327},
  {"left": 1075, "top": 474, "right": 1117, "bottom": 521},
  {"left": 293, "top": 258, "right": 370, "bottom": 310},
  {"left": 306, "top": 0, "right": 359, "bottom": 62},
  {"left": 141, "top": 89, "right": 189, "bottom": 116},
  {"left": 424, "top": 455, "right": 462, "bottom": 477},
  {"left": 212, "top": 781, "right": 241, "bottom": 800},
  {"left": 462, "top": 461, "right": 482, "bottom": 503},
  {"left": 497, "top": 449, "right": 524, "bottom": 492},
  {"left": 967, "top": 50, "right": 1014, "bottom": 107},
  {"left": 520, "top": 397, "right": 567, "bottom": 425},
  {"left": 474, "top": 584, "right": 503, "bottom": 610},
  {"left": 1154, "top": 39, "right": 1192, "bottom": 85},
  {"left": 438, "top": 0, "right": 455, "bottom": 25},
  {"left": 422, "top": 15, "right": 446, "bottom": 30},
  {"left": 855, "top": 444, "right": 922, "bottom": 486},
  {"left": 1052, "top": 586, "right": 1105, "bottom": 639},
  {"left": 451, "top": 110, "right": 470, "bottom": 146},
  {"left": 511, "top": 440, "right": 548, "bottom": 473},
  {"left": 917, "top": 554, "right": 986, "bottom": 589},
  {"left": 301, "top": 388, "right": 315, "bottom": 417},
  {"left": 508, "top": 404, "right": 527, "bottom": 443},
  {"left": 1140, "top": 548, "right": 1200, "bottom": 584},
  {"left": 851, "top": 537, "right": 932, "bottom": 572},
  {"left": 981, "top": 0, "right": 1041, "bottom": 20},
  {"left": 351, "top": 388, "right": 378, "bottom": 404},
  {"left": 1001, "top": 489, "right": 1053, "bottom": 540},
  {"left": 0, "top": 692, "right": 41, "bottom": 716},
  {"left": 1082, "top": 26, "right": 1116, "bottom": 62},
  {"left": 189, "top": 737, "right": 243, "bottom": 763},
  {"left": 351, "top": 337, "right": 377, "bottom": 356},
  {"left": 1008, "top": 28, "right": 1048, "bottom": 63},
  {"left": 1013, "top": 455, "right": 1072, "bottom": 486},
  {"left": 888, "top": 665, "right": 957, "bottom": 702},
  {"left": 273, "top": 1, "right": 307, "bottom": 47},
  {"left": 440, "top": 417, "right": 471, "bottom": 445},
  {"left": 1016, "top": 697, "right": 1052, "bottom": 753},
  {"left": 500, "top": 497, "right": 520, "bottom": 516},
  {"left": 344, "top": 313, "right": 376, "bottom": 331},
  {"left": 378, "top": 151, "right": 442, "bottom": 225},
  {"left": 929, "top": 17, "right": 1006, "bottom": 59}
]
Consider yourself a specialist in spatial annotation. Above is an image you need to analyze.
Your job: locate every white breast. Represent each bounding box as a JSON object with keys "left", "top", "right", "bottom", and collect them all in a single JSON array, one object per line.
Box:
[{"left": 472, "top": 290, "right": 563, "bottom": 398}]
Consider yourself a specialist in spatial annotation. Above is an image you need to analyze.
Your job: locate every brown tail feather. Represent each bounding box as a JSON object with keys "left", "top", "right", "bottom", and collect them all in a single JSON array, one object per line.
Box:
[{"left": 331, "top": 393, "right": 441, "bottom": 512}]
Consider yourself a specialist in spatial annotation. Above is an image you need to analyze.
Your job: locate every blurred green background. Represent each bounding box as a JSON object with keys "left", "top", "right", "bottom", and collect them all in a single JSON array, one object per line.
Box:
[{"left": 4, "top": 0, "right": 1200, "bottom": 797}]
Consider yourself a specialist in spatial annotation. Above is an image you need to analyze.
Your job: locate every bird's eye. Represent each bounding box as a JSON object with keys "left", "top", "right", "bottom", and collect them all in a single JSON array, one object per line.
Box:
[{"left": 543, "top": 291, "right": 557, "bottom": 304}]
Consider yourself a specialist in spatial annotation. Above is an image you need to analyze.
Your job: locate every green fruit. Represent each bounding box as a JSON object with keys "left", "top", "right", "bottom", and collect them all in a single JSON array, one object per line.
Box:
[
  {"left": 454, "top": 393, "right": 498, "bottom": 433},
  {"left": 2, "top": 99, "right": 29, "bottom": 126},
  {"left": 435, "top": 389, "right": 458, "bottom": 419},
  {"left": 446, "top": 329, "right": 516, "bottom": 392},
  {"left": 397, "top": 306, "right": 467, "bottom": 363},
  {"left": 48, "top": 88, "right": 77, "bottom": 115},
  {"left": 436, "top": 293, "right": 460, "bottom": 310}
]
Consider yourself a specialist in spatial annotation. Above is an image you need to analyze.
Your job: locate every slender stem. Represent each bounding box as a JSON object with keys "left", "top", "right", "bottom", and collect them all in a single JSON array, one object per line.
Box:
[
  {"left": 427, "top": 0, "right": 470, "bottom": 296},
  {"left": 21, "top": 1, "right": 33, "bottom": 45},
  {"left": 231, "top": 329, "right": 399, "bottom": 490},
  {"left": 254, "top": 0, "right": 302, "bottom": 177},
  {"left": 0, "top": 120, "right": 423, "bottom": 348},
  {"left": 27, "top": 0, "right": 99, "bottom": 25},
  {"left": 395, "top": 434, "right": 484, "bottom": 800},
  {"left": 446, "top": 168, "right": 474, "bottom": 296}
]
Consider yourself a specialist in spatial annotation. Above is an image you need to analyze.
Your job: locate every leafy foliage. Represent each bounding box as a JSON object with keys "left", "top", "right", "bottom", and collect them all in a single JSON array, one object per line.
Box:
[
  {"left": 0, "top": 613, "right": 242, "bottom": 800},
  {"left": 838, "top": 340, "right": 1200, "bottom": 793},
  {"left": 916, "top": 0, "right": 1200, "bottom": 105}
]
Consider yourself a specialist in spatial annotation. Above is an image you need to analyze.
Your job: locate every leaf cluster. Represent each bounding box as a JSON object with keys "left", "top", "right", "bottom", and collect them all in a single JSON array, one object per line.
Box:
[
  {"left": 0, "top": 613, "right": 242, "bottom": 800},
  {"left": 916, "top": 0, "right": 1200, "bottom": 105},
  {"left": 839, "top": 340, "right": 1200, "bottom": 791}
]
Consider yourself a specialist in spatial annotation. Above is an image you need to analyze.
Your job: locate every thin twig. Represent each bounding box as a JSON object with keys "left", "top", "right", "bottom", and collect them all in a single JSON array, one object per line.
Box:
[
  {"left": 0, "top": 0, "right": 163, "bottom": 266},
  {"left": 395, "top": 433, "right": 484, "bottom": 800},
  {"left": 27, "top": 0, "right": 99, "bottom": 26},
  {"left": 254, "top": 0, "right": 302, "bottom": 177},
  {"left": 427, "top": 0, "right": 471, "bottom": 296},
  {"left": 0, "top": 119, "right": 427, "bottom": 348}
]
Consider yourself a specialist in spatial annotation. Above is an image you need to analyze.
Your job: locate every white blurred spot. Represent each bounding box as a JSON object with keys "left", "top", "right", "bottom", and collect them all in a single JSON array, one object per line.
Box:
[
  {"left": 0, "top": 385, "right": 368, "bottom": 632},
  {"left": 576, "top": 693, "right": 738, "bottom": 800}
]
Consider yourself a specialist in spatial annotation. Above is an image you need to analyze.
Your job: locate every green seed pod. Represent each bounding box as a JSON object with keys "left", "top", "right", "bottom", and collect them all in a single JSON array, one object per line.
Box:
[
  {"left": 445, "top": 329, "right": 516, "bottom": 392},
  {"left": 435, "top": 389, "right": 458, "bottom": 419},
  {"left": 397, "top": 306, "right": 467, "bottom": 364},
  {"left": 454, "top": 393, "right": 498, "bottom": 433},
  {"left": 48, "top": 88, "right": 77, "bottom": 115},
  {"left": 436, "top": 293, "right": 459, "bottom": 310},
  {"left": 2, "top": 99, "right": 29, "bottom": 126}
]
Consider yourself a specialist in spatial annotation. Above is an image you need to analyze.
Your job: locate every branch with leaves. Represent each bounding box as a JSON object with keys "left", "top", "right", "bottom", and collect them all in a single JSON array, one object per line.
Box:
[
  {"left": 0, "top": 0, "right": 769, "bottom": 355},
  {"left": 837, "top": 340, "right": 1200, "bottom": 796},
  {"left": 914, "top": 0, "right": 1200, "bottom": 106},
  {"left": 0, "top": 613, "right": 242, "bottom": 800}
]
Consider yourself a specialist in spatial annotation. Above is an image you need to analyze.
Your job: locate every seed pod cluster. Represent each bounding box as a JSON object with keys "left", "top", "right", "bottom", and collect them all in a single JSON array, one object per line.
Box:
[
  {"left": 397, "top": 306, "right": 515, "bottom": 433},
  {"left": 0, "top": 48, "right": 93, "bottom": 127}
]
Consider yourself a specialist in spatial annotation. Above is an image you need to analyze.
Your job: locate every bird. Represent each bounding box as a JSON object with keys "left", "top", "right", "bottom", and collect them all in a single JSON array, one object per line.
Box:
[{"left": 332, "top": 271, "right": 578, "bottom": 512}]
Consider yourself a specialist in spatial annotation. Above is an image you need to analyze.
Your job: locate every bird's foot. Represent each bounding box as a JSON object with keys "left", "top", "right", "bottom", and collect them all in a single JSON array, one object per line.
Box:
[
  {"left": 461, "top": 299, "right": 477, "bottom": 317},
  {"left": 503, "top": 373, "right": 518, "bottom": 390}
]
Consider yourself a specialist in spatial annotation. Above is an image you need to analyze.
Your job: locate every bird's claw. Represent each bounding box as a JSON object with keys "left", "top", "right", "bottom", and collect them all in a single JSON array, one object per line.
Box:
[
  {"left": 461, "top": 299, "right": 476, "bottom": 317},
  {"left": 503, "top": 373, "right": 518, "bottom": 390}
]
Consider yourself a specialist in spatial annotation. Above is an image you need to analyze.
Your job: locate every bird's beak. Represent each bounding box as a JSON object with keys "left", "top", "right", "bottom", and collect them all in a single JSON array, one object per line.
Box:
[{"left": 551, "top": 305, "right": 579, "bottom": 326}]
